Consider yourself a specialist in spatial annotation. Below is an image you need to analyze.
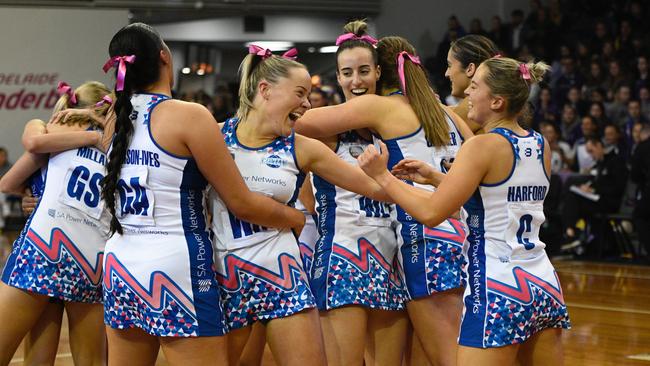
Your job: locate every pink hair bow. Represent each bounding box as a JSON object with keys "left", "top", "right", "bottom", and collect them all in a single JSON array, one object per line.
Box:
[
  {"left": 102, "top": 55, "right": 136, "bottom": 92},
  {"left": 335, "top": 33, "right": 378, "bottom": 46},
  {"left": 95, "top": 95, "right": 113, "bottom": 108},
  {"left": 519, "top": 63, "right": 531, "bottom": 81},
  {"left": 281, "top": 48, "right": 298, "bottom": 60},
  {"left": 397, "top": 51, "right": 422, "bottom": 96},
  {"left": 56, "top": 81, "right": 77, "bottom": 105},
  {"left": 248, "top": 45, "right": 299, "bottom": 60}
]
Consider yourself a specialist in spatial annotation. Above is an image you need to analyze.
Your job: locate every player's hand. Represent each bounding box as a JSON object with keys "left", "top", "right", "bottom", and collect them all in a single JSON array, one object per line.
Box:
[
  {"left": 391, "top": 159, "right": 438, "bottom": 185},
  {"left": 358, "top": 140, "right": 390, "bottom": 180},
  {"left": 21, "top": 189, "right": 39, "bottom": 215}
]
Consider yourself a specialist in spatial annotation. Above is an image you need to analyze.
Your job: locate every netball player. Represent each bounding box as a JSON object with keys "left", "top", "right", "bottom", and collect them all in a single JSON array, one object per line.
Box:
[
  {"left": 0, "top": 81, "right": 113, "bottom": 365},
  {"left": 445, "top": 35, "right": 500, "bottom": 133},
  {"left": 304, "top": 20, "right": 409, "bottom": 366},
  {"left": 295, "top": 36, "right": 473, "bottom": 365},
  {"left": 357, "top": 57, "right": 570, "bottom": 365},
  {"left": 99, "top": 23, "right": 305, "bottom": 365},
  {"left": 211, "top": 43, "right": 402, "bottom": 365}
]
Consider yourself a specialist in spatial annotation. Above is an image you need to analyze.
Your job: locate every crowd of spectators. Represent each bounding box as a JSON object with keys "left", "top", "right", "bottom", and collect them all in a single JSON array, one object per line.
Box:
[{"left": 427, "top": 0, "right": 650, "bottom": 259}]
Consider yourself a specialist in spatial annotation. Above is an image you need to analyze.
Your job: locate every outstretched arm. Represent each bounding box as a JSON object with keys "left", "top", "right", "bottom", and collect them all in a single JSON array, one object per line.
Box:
[
  {"left": 0, "top": 152, "right": 47, "bottom": 195},
  {"left": 358, "top": 139, "right": 488, "bottom": 227},
  {"left": 22, "top": 119, "right": 101, "bottom": 153},
  {"left": 294, "top": 94, "right": 387, "bottom": 138},
  {"left": 295, "top": 134, "right": 390, "bottom": 202}
]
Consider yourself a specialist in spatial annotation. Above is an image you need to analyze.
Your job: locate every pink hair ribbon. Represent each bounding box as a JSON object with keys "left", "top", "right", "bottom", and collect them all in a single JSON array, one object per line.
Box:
[
  {"left": 519, "top": 63, "right": 531, "bottom": 81},
  {"left": 102, "top": 55, "right": 136, "bottom": 92},
  {"left": 248, "top": 45, "right": 299, "bottom": 60},
  {"left": 56, "top": 82, "right": 77, "bottom": 105},
  {"left": 493, "top": 53, "right": 502, "bottom": 58},
  {"left": 248, "top": 44, "right": 273, "bottom": 59},
  {"left": 281, "top": 48, "right": 299, "bottom": 60},
  {"left": 95, "top": 95, "right": 113, "bottom": 108},
  {"left": 397, "top": 51, "right": 422, "bottom": 95},
  {"left": 335, "top": 33, "right": 378, "bottom": 46}
]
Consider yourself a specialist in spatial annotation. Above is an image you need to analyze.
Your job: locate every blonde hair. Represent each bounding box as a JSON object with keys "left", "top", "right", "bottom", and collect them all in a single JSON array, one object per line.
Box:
[
  {"left": 377, "top": 36, "right": 449, "bottom": 147},
  {"left": 481, "top": 58, "right": 549, "bottom": 117},
  {"left": 52, "top": 81, "right": 112, "bottom": 127},
  {"left": 236, "top": 53, "right": 306, "bottom": 121}
]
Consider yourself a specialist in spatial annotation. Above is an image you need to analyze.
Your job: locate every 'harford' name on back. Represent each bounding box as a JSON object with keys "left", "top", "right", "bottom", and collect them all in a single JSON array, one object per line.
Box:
[{"left": 507, "top": 185, "right": 547, "bottom": 202}]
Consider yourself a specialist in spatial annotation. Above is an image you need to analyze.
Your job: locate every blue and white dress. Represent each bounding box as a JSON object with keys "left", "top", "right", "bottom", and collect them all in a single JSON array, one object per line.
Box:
[
  {"left": 103, "top": 93, "right": 226, "bottom": 337},
  {"left": 459, "top": 128, "right": 570, "bottom": 348},
  {"left": 211, "top": 118, "right": 315, "bottom": 330},
  {"left": 310, "top": 131, "right": 406, "bottom": 311}
]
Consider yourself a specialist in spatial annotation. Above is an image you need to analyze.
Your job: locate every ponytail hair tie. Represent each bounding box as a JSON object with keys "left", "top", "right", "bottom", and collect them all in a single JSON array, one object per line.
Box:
[
  {"left": 397, "top": 51, "right": 422, "bottom": 96},
  {"left": 335, "top": 33, "right": 378, "bottom": 47},
  {"left": 519, "top": 63, "right": 531, "bottom": 81},
  {"left": 102, "top": 55, "right": 136, "bottom": 92},
  {"left": 95, "top": 95, "right": 113, "bottom": 108},
  {"left": 493, "top": 53, "right": 502, "bottom": 58},
  {"left": 56, "top": 82, "right": 77, "bottom": 106},
  {"left": 248, "top": 45, "right": 299, "bottom": 61}
]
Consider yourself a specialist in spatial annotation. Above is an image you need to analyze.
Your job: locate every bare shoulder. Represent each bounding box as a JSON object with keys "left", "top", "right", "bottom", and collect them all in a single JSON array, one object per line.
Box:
[{"left": 155, "top": 99, "right": 216, "bottom": 126}]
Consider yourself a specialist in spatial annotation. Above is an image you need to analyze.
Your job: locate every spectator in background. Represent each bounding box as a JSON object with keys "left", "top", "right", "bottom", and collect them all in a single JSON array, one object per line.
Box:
[
  {"left": 589, "top": 88, "right": 607, "bottom": 104},
  {"left": 606, "top": 84, "right": 632, "bottom": 127},
  {"left": 624, "top": 100, "right": 648, "bottom": 144},
  {"left": 634, "top": 55, "right": 649, "bottom": 94},
  {"left": 603, "top": 124, "right": 629, "bottom": 159},
  {"left": 566, "top": 86, "right": 589, "bottom": 117},
  {"left": 601, "top": 41, "right": 617, "bottom": 65},
  {"left": 630, "top": 122, "right": 646, "bottom": 157},
  {"left": 0, "top": 148, "right": 11, "bottom": 178},
  {"left": 560, "top": 104, "right": 582, "bottom": 145},
  {"left": 507, "top": 9, "right": 527, "bottom": 54},
  {"left": 605, "top": 60, "right": 629, "bottom": 99},
  {"left": 615, "top": 20, "right": 636, "bottom": 61},
  {"left": 541, "top": 122, "right": 573, "bottom": 173},
  {"left": 562, "top": 137, "right": 628, "bottom": 251},
  {"left": 590, "top": 21, "right": 610, "bottom": 55},
  {"left": 639, "top": 86, "right": 650, "bottom": 121},
  {"left": 308, "top": 87, "right": 330, "bottom": 108},
  {"left": 468, "top": 18, "right": 487, "bottom": 37},
  {"left": 212, "top": 92, "right": 234, "bottom": 122},
  {"left": 553, "top": 56, "right": 584, "bottom": 106},
  {"left": 533, "top": 86, "right": 559, "bottom": 128},
  {"left": 487, "top": 15, "right": 509, "bottom": 52},
  {"left": 630, "top": 124, "right": 650, "bottom": 257},
  {"left": 573, "top": 115, "right": 600, "bottom": 173},
  {"left": 589, "top": 101, "right": 610, "bottom": 128},
  {"left": 583, "top": 61, "right": 607, "bottom": 98},
  {"left": 575, "top": 42, "right": 592, "bottom": 76}
]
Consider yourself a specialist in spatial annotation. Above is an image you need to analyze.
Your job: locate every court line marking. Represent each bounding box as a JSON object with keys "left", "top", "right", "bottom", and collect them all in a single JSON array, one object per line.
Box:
[
  {"left": 556, "top": 269, "right": 650, "bottom": 280},
  {"left": 567, "top": 302, "right": 650, "bottom": 315},
  {"left": 627, "top": 354, "right": 650, "bottom": 361},
  {"left": 10, "top": 352, "right": 72, "bottom": 364}
]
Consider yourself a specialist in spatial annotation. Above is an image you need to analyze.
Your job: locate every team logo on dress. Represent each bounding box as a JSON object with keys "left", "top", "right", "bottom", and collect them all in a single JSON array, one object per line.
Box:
[
  {"left": 262, "top": 154, "right": 285, "bottom": 168},
  {"left": 349, "top": 144, "right": 364, "bottom": 158}
]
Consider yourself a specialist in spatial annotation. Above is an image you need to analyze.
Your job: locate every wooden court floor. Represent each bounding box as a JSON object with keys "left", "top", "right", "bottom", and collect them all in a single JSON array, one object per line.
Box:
[{"left": 4, "top": 236, "right": 649, "bottom": 365}]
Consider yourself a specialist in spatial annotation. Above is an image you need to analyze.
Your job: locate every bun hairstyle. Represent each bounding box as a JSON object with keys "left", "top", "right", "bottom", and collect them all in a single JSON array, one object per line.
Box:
[
  {"left": 236, "top": 51, "right": 306, "bottom": 121},
  {"left": 53, "top": 81, "right": 111, "bottom": 127},
  {"left": 101, "top": 22, "right": 164, "bottom": 235},
  {"left": 449, "top": 35, "right": 499, "bottom": 70},
  {"left": 335, "top": 19, "right": 379, "bottom": 69},
  {"left": 376, "top": 36, "right": 449, "bottom": 147},
  {"left": 481, "top": 57, "right": 550, "bottom": 117}
]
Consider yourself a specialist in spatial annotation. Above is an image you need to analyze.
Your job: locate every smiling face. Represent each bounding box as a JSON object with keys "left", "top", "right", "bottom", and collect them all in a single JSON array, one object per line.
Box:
[
  {"left": 465, "top": 64, "right": 498, "bottom": 124},
  {"left": 262, "top": 66, "right": 312, "bottom": 137},
  {"left": 336, "top": 47, "right": 380, "bottom": 101},
  {"left": 445, "top": 49, "right": 473, "bottom": 98}
]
